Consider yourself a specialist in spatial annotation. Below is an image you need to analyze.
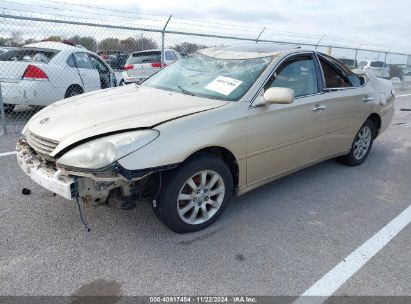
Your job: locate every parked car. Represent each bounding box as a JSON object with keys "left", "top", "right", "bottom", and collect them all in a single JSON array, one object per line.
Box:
[
  {"left": 122, "top": 48, "right": 181, "bottom": 84},
  {"left": 338, "top": 58, "right": 358, "bottom": 69},
  {"left": 17, "top": 45, "right": 395, "bottom": 233},
  {"left": 0, "top": 46, "right": 16, "bottom": 55},
  {"left": 0, "top": 41, "right": 117, "bottom": 112},
  {"left": 109, "top": 53, "right": 129, "bottom": 70},
  {"left": 97, "top": 51, "right": 128, "bottom": 69},
  {"left": 358, "top": 60, "right": 390, "bottom": 78}
]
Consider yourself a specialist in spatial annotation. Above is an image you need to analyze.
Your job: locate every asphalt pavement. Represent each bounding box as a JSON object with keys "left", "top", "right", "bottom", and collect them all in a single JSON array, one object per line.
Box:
[{"left": 0, "top": 95, "right": 410, "bottom": 299}]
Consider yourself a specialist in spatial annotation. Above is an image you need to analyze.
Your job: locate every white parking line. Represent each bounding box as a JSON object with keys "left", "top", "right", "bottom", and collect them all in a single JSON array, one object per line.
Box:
[
  {"left": 0, "top": 151, "right": 16, "bottom": 157},
  {"left": 396, "top": 93, "right": 411, "bottom": 97},
  {"left": 294, "top": 204, "right": 411, "bottom": 304}
]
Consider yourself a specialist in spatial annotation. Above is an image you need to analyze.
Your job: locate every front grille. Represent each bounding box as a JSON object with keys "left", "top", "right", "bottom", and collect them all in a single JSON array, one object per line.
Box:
[{"left": 26, "top": 131, "right": 59, "bottom": 155}]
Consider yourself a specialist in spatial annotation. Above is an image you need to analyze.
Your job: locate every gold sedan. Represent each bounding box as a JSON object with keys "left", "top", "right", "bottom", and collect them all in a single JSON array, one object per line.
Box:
[{"left": 17, "top": 45, "right": 395, "bottom": 233}]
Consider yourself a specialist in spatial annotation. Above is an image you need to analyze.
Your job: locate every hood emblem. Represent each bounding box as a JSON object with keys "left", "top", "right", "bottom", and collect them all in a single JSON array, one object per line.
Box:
[{"left": 39, "top": 118, "right": 50, "bottom": 125}]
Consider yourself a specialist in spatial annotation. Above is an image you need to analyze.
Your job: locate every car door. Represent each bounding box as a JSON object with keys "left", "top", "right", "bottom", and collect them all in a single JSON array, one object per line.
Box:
[
  {"left": 314, "top": 54, "right": 374, "bottom": 158},
  {"left": 246, "top": 53, "right": 327, "bottom": 186},
  {"left": 72, "top": 52, "right": 101, "bottom": 92},
  {"left": 88, "top": 54, "right": 114, "bottom": 88}
]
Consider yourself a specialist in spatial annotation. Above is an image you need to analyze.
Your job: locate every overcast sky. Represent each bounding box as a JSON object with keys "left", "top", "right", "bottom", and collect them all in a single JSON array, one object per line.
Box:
[{"left": 1, "top": 0, "right": 410, "bottom": 54}]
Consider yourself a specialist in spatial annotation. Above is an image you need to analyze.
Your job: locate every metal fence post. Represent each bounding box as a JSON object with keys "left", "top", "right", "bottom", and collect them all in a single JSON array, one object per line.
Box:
[
  {"left": 315, "top": 34, "right": 325, "bottom": 51},
  {"left": 161, "top": 15, "right": 172, "bottom": 68},
  {"left": 354, "top": 49, "right": 359, "bottom": 66},
  {"left": 0, "top": 82, "right": 7, "bottom": 135},
  {"left": 383, "top": 52, "right": 388, "bottom": 70},
  {"left": 401, "top": 55, "right": 411, "bottom": 90},
  {"left": 256, "top": 27, "right": 265, "bottom": 44}
]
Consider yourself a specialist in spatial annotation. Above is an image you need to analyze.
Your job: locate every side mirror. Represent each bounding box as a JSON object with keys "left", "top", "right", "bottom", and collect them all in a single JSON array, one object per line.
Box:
[{"left": 263, "top": 87, "right": 294, "bottom": 104}]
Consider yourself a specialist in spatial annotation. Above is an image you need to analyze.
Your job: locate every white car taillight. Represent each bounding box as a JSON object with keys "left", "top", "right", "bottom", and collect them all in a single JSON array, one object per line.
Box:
[
  {"left": 22, "top": 64, "right": 48, "bottom": 80},
  {"left": 122, "top": 64, "right": 134, "bottom": 70}
]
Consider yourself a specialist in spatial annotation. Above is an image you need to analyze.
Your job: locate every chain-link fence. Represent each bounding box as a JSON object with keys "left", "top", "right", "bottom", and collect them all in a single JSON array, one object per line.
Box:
[{"left": 1, "top": 10, "right": 411, "bottom": 135}]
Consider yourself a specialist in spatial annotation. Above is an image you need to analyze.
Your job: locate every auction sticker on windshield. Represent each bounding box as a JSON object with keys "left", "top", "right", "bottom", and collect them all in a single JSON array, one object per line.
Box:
[{"left": 205, "top": 76, "right": 243, "bottom": 96}]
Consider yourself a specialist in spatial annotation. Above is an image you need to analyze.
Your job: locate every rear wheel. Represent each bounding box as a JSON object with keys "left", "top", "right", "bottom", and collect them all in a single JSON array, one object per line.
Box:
[
  {"left": 339, "top": 119, "right": 376, "bottom": 166},
  {"left": 154, "top": 155, "right": 233, "bottom": 233},
  {"left": 65, "top": 86, "right": 83, "bottom": 98}
]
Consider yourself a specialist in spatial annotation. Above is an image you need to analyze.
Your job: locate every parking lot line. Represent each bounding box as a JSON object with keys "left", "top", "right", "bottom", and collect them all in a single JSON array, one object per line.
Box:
[
  {"left": 0, "top": 151, "right": 16, "bottom": 157},
  {"left": 294, "top": 204, "right": 411, "bottom": 303},
  {"left": 397, "top": 93, "right": 411, "bottom": 97}
]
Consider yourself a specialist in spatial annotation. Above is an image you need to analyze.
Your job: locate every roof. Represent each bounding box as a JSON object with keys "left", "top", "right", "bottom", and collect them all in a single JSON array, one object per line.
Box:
[
  {"left": 198, "top": 43, "right": 301, "bottom": 59},
  {"left": 22, "top": 41, "right": 83, "bottom": 51}
]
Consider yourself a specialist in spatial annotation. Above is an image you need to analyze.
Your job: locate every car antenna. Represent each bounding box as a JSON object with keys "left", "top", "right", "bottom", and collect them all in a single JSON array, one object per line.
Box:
[{"left": 73, "top": 177, "right": 91, "bottom": 232}]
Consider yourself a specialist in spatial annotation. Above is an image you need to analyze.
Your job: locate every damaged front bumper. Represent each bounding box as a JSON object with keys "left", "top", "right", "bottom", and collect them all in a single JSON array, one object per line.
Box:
[
  {"left": 16, "top": 139, "right": 176, "bottom": 204},
  {"left": 17, "top": 139, "right": 75, "bottom": 200},
  {"left": 16, "top": 139, "right": 138, "bottom": 203}
]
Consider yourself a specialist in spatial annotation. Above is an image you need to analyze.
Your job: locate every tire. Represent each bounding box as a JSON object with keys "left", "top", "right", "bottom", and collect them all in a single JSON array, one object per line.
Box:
[
  {"left": 3, "top": 104, "right": 15, "bottom": 113},
  {"left": 339, "top": 119, "right": 376, "bottom": 166},
  {"left": 65, "top": 86, "right": 83, "bottom": 98},
  {"left": 154, "top": 155, "right": 233, "bottom": 233}
]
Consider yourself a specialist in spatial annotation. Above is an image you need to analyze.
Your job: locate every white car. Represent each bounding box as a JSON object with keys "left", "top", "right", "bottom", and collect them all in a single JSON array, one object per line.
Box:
[
  {"left": 122, "top": 48, "right": 181, "bottom": 84},
  {"left": 358, "top": 60, "right": 390, "bottom": 78},
  {"left": 0, "top": 41, "right": 117, "bottom": 112}
]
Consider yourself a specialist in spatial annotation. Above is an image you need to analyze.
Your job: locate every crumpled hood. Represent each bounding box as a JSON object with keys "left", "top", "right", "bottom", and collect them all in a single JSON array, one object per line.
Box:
[{"left": 25, "top": 85, "right": 228, "bottom": 155}]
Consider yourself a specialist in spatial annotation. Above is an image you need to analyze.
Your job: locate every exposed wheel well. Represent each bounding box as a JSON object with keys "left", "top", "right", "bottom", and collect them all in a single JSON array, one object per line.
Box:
[
  {"left": 65, "top": 84, "right": 84, "bottom": 98},
  {"left": 184, "top": 147, "right": 239, "bottom": 190},
  {"left": 367, "top": 113, "right": 381, "bottom": 138}
]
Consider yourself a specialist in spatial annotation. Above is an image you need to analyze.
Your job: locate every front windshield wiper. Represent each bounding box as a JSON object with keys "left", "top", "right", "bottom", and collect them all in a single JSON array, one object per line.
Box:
[{"left": 178, "top": 85, "right": 196, "bottom": 96}]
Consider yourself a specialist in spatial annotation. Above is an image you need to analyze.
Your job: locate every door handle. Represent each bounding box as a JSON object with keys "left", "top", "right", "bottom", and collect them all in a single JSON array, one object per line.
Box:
[
  {"left": 362, "top": 96, "right": 374, "bottom": 102},
  {"left": 312, "top": 104, "right": 326, "bottom": 112}
]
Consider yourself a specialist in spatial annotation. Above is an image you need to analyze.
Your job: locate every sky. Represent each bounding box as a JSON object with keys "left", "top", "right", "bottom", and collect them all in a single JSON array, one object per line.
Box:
[{"left": 1, "top": 0, "right": 410, "bottom": 61}]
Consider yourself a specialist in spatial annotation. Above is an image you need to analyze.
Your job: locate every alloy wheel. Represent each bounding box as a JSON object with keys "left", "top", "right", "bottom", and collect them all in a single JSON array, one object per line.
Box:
[
  {"left": 353, "top": 125, "right": 372, "bottom": 160},
  {"left": 177, "top": 170, "right": 225, "bottom": 225}
]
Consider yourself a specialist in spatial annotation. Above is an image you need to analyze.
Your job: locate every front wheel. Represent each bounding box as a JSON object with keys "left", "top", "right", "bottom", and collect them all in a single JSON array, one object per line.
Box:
[
  {"left": 339, "top": 119, "right": 376, "bottom": 166},
  {"left": 154, "top": 155, "right": 233, "bottom": 233}
]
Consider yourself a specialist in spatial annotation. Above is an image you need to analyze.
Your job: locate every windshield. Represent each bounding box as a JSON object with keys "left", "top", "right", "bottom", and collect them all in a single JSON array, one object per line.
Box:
[
  {"left": 143, "top": 53, "right": 272, "bottom": 101},
  {"left": 0, "top": 48, "right": 58, "bottom": 63}
]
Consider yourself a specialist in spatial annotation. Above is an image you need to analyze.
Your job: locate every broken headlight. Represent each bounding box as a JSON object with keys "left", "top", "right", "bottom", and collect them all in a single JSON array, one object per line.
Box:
[{"left": 57, "top": 130, "right": 159, "bottom": 170}]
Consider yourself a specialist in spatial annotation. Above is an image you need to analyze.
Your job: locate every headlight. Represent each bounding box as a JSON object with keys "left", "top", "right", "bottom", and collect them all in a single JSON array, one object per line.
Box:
[{"left": 57, "top": 130, "right": 159, "bottom": 169}]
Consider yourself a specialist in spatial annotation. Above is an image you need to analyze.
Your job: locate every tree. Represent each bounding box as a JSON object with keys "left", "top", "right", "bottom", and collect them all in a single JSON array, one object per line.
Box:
[
  {"left": 134, "top": 36, "right": 158, "bottom": 51},
  {"left": 98, "top": 38, "right": 120, "bottom": 51},
  {"left": 119, "top": 37, "right": 137, "bottom": 53},
  {"left": 171, "top": 42, "right": 207, "bottom": 54},
  {"left": 43, "top": 35, "right": 63, "bottom": 42},
  {"left": 8, "top": 32, "right": 24, "bottom": 46},
  {"left": 70, "top": 35, "right": 97, "bottom": 51},
  {"left": 23, "top": 38, "right": 37, "bottom": 45}
]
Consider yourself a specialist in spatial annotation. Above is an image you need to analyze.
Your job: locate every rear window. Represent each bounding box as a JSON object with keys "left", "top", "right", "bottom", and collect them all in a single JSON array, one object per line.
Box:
[
  {"left": 0, "top": 48, "right": 58, "bottom": 63},
  {"left": 126, "top": 51, "right": 161, "bottom": 64},
  {"left": 370, "top": 61, "right": 385, "bottom": 68}
]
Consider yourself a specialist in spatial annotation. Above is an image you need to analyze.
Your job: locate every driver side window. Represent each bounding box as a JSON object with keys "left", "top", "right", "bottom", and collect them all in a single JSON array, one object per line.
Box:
[{"left": 266, "top": 56, "right": 319, "bottom": 98}]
